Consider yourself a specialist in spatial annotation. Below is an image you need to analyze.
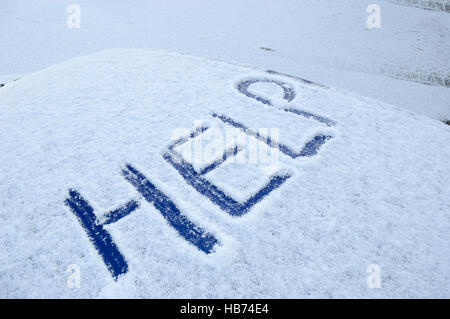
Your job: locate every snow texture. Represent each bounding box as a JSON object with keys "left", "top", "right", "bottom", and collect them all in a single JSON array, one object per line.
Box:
[
  {"left": 0, "top": 0, "right": 449, "bottom": 120},
  {"left": 386, "top": 0, "right": 450, "bottom": 12},
  {"left": 0, "top": 49, "right": 449, "bottom": 298}
]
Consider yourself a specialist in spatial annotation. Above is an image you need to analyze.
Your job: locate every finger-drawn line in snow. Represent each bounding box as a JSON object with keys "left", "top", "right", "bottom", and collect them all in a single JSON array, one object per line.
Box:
[
  {"left": 65, "top": 165, "right": 219, "bottom": 279},
  {"left": 164, "top": 127, "right": 292, "bottom": 217},
  {"left": 236, "top": 78, "right": 336, "bottom": 127},
  {"left": 212, "top": 113, "right": 332, "bottom": 158},
  {"left": 65, "top": 190, "right": 129, "bottom": 279},
  {"left": 102, "top": 199, "right": 140, "bottom": 225},
  {"left": 265, "top": 70, "right": 328, "bottom": 89}
]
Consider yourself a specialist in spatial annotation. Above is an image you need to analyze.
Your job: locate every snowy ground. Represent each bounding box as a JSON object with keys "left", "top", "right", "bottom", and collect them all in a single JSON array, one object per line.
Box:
[
  {"left": 0, "top": 49, "right": 449, "bottom": 298},
  {"left": 0, "top": 1, "right": 449, "bottom": 299},
  {"left": 0, "top": 0, "right": 449, "bottom": 120}
]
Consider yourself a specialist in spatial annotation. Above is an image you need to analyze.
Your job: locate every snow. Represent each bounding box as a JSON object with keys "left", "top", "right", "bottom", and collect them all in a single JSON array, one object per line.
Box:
[
  {"left": 0, "top": 49, "right": 449, "bottom": 298},
  {"left": 0, "top": 0, "right": 449, "bottom": 120}
]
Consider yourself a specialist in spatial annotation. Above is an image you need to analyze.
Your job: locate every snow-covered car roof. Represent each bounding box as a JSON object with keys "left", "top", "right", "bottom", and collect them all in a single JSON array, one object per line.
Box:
[{"left": 0, "top": 49, "right": 449, "bottom": 298}]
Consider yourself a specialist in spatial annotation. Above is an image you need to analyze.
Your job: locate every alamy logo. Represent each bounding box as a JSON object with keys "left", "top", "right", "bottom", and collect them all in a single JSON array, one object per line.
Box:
[
  {"left": 366, "top": 4, "right": 381, "bottom": 29},
  {"left": 66, "top": 4, "right": 81, "bottom": 29},
  {"left": 65, "top": 76, "right": 337, "bottom": 279},
  {"left": 66, "top": 264, "right": 81, "bottom": 288}
]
